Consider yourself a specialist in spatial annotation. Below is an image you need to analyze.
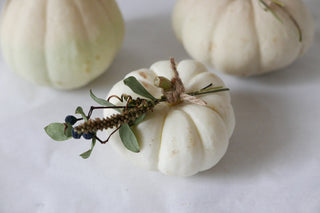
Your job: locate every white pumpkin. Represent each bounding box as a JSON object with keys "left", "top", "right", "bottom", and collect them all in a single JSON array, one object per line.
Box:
[
  {"left": 0, "top": 0, "right": 124, "bottom": 89},
  {"left": 104, "top": 60, "right": 235, "bottom": 176},
  {"left": 172, "top": 0, "right": 314, "bottom": 76}
]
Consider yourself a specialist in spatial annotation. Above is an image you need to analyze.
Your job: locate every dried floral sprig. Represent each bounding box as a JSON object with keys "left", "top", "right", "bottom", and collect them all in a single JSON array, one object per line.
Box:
[
  {"left": 259, "top": 0, "right": 302, "bottom": 42},
  {"left": 45, "top": 58, "right": 230, "bottom": 159}
]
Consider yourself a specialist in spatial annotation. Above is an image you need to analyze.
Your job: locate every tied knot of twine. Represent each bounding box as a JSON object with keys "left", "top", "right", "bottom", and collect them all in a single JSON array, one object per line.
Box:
[{"left": 163, "top": 58, "right": 206, "bottom": 106}]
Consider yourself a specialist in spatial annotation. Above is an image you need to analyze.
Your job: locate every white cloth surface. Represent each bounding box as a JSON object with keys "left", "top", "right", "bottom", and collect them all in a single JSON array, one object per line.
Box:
[{"left": 0, "top": 0, "right": 319, "bottom": 212}]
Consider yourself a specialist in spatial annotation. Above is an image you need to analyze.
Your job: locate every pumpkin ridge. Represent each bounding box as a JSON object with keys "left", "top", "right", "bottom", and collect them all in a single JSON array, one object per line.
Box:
[
  {"left": 156, "top": 110, "right": 170, "bottom": 170},
  {"left": 96, "top": 0, "right": 119, "bottom": 49},
  {"left": 205, "top": 105, "right": 225, "bottom": 123},
  {"left": 278, "top": 4, "right": 304, "bottom": 58},
  {"left": 184, "top": 69, "right": 208, "bottom": 88},
  {"left": 72, "top": 0, "right": 90, "bottom": 48},
  {"left": 250, "top": 0, "right": 262, "bottom": 73},
  {"left": 179, "top": 108, "right": 205, "bottom": 170},
  {"left": 44, "top": 0, "right": 52, "bottom": 86},
  {"left": 10, "top": 1, "right": 25, "bottom": 77},
  {"left": 181, "top": 104, "right": 230, "bottom": 171},
  {"left": 104, "top": 0, "right": 125, "bottom": 48},
  {"left": 71, "top": 0, "right": 95, "bottom": 80},
  {"left": 176, "top": 60, "right": 207, "bottom": 85},
  {"left": 204, "top": 104, "right": 230, "bottom": 139},
  {"left": 208, "top": 0, "right": 234, "bottom": 66},
  {"left": 181, "top": 0, "right": 198, "bottom": 42}
]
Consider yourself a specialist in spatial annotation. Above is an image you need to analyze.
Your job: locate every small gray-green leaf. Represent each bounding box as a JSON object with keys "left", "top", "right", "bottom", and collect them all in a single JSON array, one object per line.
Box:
[
  {"left": 134, "top": 114, "right": 146, "bottom": 126},
  {"left": 80, "top": 149, "right": 92, "bottom": 159},
  {"left": 64, "top": 123, "right": 73, "bottom": 137},
  {"left": 119, "top": 123, "right": 140, "bottom": 153},
  {"left": 90, "top": 90, "right": 121, "bottom": 113},
  {"left": 123, "top": 76, "right": 156, "bottom": 101},
  {"left": 80, "top": 137, "right": 96, "bottom": 159},
  {"left": 45, "top": 123, "right": 71, "bottom": 141},
  {"left": 75, "top": 106, "right": 88, "bottom": 121}
]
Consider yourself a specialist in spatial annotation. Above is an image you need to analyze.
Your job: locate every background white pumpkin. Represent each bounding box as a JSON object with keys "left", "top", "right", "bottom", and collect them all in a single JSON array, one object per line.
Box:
[
  {"left": 172, "top": 0, "right": 314, "bottom": 76},
  {"left": 0, "top": 0, "right": 124, "bottom": 89},
  {"left": 104, "top": 60, "right": 235, "bottom": 176}
]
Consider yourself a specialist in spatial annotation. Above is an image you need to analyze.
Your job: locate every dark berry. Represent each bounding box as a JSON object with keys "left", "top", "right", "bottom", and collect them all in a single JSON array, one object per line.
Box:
[
  {"left": 72, "top": 128, "right": 82, "bottom": 139},
  {"left": 83, "top": 132, "right": 94, "bottom": 140},
  {"left": 65, "top": 115, "right": 77, "bottom": 125}
]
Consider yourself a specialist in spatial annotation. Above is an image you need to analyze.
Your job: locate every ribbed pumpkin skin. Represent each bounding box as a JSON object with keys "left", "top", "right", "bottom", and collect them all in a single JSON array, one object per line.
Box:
[
  {"left": 172, "top": 0, "right": 314, "bottom": 76},
  {"left": 0, "top": 0, "right": 124, "bottom": 89},
  {"left": 104, "top": 60, "right": 235, "bottom": 177}
]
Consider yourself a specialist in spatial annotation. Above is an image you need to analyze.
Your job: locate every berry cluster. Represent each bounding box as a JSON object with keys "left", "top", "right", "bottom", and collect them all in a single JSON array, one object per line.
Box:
[{"left": 65, "top": 115, "right": 94, "bottom": 140}]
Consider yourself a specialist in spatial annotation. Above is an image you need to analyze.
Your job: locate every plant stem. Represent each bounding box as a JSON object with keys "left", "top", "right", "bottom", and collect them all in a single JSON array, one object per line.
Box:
[
  {"left": 187, "top": 88, "right": 230, "bottom": 96},
  {"left": 259, "top": 0, "right": 302, "bottom": 42}
]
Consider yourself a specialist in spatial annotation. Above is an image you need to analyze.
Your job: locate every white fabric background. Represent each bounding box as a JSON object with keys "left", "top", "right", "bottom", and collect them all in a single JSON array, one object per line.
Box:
[{"left": 0, "top": 0, "right": 319, "bottom": 212}]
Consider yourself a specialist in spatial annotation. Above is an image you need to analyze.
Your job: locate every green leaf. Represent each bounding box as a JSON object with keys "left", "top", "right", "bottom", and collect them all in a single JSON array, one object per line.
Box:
[
  {"left": 134, "top": 114, "right": 146, "bottom": 126},
  {"left": 80, "top": 149, "right": 92, "bottom": 159},
  {"left": 119, "top": 123, "right": 140, "bottom": 153},
  {"left": 80, "top": 137, "right": 96, "bottom": 159},
  {"left": 90, "top": 90, "right": 121, "bottom": 113},
  {"left": 64, "top": 123, "right": 73, "bottom": 137},
  {"left": 45, "top": 123, "right": 71, "bottom": 141},
  {"left": 75, "top": 107, "right": 88, "bottom": 121},
  {"left": 123, "top": 76, "right": 156, "bottom": 101}
]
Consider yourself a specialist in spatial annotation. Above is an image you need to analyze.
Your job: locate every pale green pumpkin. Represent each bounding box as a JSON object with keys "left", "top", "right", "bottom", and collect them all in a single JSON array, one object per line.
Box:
[{"left": 1, "top": 0, "right": 124, "bottom": 89}]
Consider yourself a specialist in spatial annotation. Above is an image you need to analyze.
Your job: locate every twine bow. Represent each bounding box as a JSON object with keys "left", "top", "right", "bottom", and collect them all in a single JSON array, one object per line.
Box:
[{"left": 157, "top": 58, "right": 207, "bottom": 106}]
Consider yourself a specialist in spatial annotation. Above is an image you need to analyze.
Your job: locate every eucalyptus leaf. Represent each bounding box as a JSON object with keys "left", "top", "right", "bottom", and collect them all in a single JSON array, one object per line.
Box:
[
  {"left": 45, "top": 123, "right": 71, "bottom": 141},
  {"left": 75, "top": 106, "right": 88, "bottom": 121},
  {"left": 134, "top": 114, "right": 146, "bottom": 126},
  {"left": 80, "top": 149, "right": 92, "bottom": 159},
  {"left": 80, "top": 137, "right": 96, "bottom": 159},
  {"left": 119, "top": 123, "right": 140, "bottom": 153},
  {"left": 90, "top": 90, "right": 121, "bottom": 113},
  {"left": 123, "top": 76, "right": 156, "bottom": 101},
  {"left": 64, "top": 123, "right": 73, "bottom": 137}
]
